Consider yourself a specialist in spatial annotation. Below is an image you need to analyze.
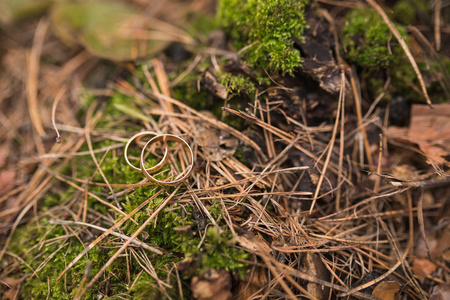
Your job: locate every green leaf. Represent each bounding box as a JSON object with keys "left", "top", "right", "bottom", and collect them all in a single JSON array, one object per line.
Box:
[
  {"left": 0, "top": 0, "right": 50, "bottom": 24},
  {"left": 51, "top": 0, "right": 170, "bottom": 61},
  {"left": 113, "top": 102, "right": 151, "bottom": 122}
]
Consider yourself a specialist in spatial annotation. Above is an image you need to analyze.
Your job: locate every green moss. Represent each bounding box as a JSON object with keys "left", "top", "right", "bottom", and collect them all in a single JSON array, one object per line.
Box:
[
  {"left": 165, "top": 62, "right": 250, "bottom": 130},
  {"left": 361, "top": 58, "right": 450, "bottom": 104},
  {"left": 389, "top": 62, "right": 418, "bottom": 98},
  {"left": 6, "top": 52, "right": 264, "bottom": 296},
  {"left": 392, "top": 0, "right": 416, "bottom": 25},
  {"left": 120, "top": 189, "right": 250, "bottom": 277},
  {"left": 186, "top": 11, "right": 219, "bottom": 37},
  {"left": 6, "top": 102, "right": 250, "bottom": 298},
  {"left": 219, "top": 73, "right": 257, "bottom": 95},
  {"left": 8, "top": 220, "right": 102, "bottom": 300},
  {"left": 392, "top": 0, "right": 430, "bottom": 25},
  {"left": 208, "top": 200, "right": 223, "bottom": 220},
  {"left": 342, "top": 8, "right": 408, "bottom": 70},
  {"left": 173, "top": 80, "right": 210, "bottom": 111},
  {"left": 341, "top": 6, "right": 450, "bottom": 104},
  {"left": 391, "top": 61, "right": 450, "bottom": 103},
  {"left": 217, "top": 0, "right": 308, "bottom": 75},
  {"left": 233, "top": 145, "right": 250, "bottom": 165}
]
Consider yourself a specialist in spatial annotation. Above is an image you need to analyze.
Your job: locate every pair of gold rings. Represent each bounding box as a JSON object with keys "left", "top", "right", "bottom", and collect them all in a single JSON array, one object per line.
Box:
[{"left": 124, "top": 131, "right": 194, "bottom": 186}]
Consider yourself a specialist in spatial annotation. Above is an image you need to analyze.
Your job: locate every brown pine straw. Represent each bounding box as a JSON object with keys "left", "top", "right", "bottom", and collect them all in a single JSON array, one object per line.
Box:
[
  {"left": 1, "top": 3, "right": 449, "bottom": 298},
  {"left": 222, "top": 106, "right": 353, "bottom": 186},
  {"left": 26, "top": 18, "right": 49, "bottom": 136},
  {"left": 310, "top": 70, "right": 345, "bottom": 213},
  {"left": 51, "top": 88, "right": 64, "bottom": 144},
  {"left": 56, "top": 188, "right": 165, "bottom": 282},
  {"left": 434, "top": 0, "right": 442, "bottom": 51},
  {"left": 49, "top": 220, "right": 163, "bottom": 254},
  {"left": 152, "top": 92, "right": 268, "bottom": 160},
  {"left": 0, "top": 139, "right": 81, "bottom": 261},
  {"left": 349, "top": 66, "right": 374, "bottom": 171},
  {"left": 39, "top": 165, "right": 139, "bottom": 224}
]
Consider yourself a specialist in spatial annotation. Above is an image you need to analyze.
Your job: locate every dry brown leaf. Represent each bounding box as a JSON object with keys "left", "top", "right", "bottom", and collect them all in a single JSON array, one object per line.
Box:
[
  {"left": 235, "top": 233, "right": 271, "bottom": 255},
  {"left": 387, "top": 133, "right": 448, "bottom": 166},
  {"left": 411, "top": 257, "right": 437, "bottom": 282},
  {"left": 443, "top": 249, "right": 450, "bottom": 262},
  {"left": 0, "top": 144, "right": 10, "bottom": 168},
  {"left": 415, "top": 233, "right": 438, "bottom": 258},
  {"left": 195, "top": 125, "right": 237, "bottom": 162},
  {"left": 415, "top": 141, "right": 448, "bottom": 165},
  {"left": 371, "top": 281, "right": 401, "bottom": 300},
  {"left": 235, "top": 267, "right": 268, "bottom": 300},
  {"left": 50, "top": 0, "right": 192, "bottom": 61},
  {"left": 0, "top": 170, "right": 16, "bottom": 194},
  {"left": 430, "top": 284, "right": 450, "bottom": 300},
  {"left": 388, "top": 104, "right": 450, "bottom": 167},
  {"left": 191, "top": 269, "right": 232, "bottom": 300},
  {"left": 391, "top": 165, "right": 421, "bottom": 181},
  {"left": 0, "top": 276, "right": 21, "bottom": 300},
  {"left": 432, "top": 224, "right": 450, "bottom": 259},
  {"left": 409, "top": 104, "right": 450, "bottom": 146}
]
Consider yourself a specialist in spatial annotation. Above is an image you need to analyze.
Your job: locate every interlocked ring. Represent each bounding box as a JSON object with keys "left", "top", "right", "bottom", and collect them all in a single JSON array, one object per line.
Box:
[
  {"left": 124, "top": 131, "right": 168, "bottom": 172},
  {"left": 140, "top": 134, "right": 194, "bottom": 186}
]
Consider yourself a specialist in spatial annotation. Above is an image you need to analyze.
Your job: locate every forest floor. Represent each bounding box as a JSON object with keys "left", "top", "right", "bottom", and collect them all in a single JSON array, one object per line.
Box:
[{"left": 0, "top": 0, "right": 449, "bottom": 299}]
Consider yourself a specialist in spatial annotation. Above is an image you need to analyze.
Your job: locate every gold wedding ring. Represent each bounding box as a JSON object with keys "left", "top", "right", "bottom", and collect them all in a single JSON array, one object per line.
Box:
[
  {"left": 124, "top": 132, "right": 194, "bottom": 186},
  {"left": 124, "top": 131, "right": 168, "bottom": 172},
  {"left": 140, "top": 134, "right": 194, "bottom": 186}
]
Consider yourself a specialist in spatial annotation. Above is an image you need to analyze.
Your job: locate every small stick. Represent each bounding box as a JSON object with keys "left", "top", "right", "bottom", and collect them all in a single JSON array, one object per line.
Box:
[
  {"left": 223, "top": 106, "right": 352, "bottom": 185},
  {"left": 171, "top": 54, "right": 202, "bottom": 87},
  {"left": 434, "top": 0, "right": 442, "bottom": 51},
  {"left": 336, "top": 74, "right": 346, "bottom": 211},
  {"left": 406, "top": 191, "right": 415, "bottom": 259},
  {"left": 417, "top": 189, "right": 431, "bottom": 260},
  {"left": 319, "top": 203, "right": 441, "bottom": 222},
  {"left": 27, "top": 18, "right": 49, "bottom": 136},
  {"left": 51, "top": 88, "right": 65, "bottom": 143},
  {"left": 373, "top": 134, "right": 383, "bottom": 194},
  {"left": 187, "top": 185, "right": 222, "bottom": 232},
  {"left": 269, "top": 253, "right": 381, "bottom": 300},
  {"left": 389, "top": 176, "right": 450, "bottom": 189},
  {"left": 316, "top": 187, "right": 409, "bottom": 221}
]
